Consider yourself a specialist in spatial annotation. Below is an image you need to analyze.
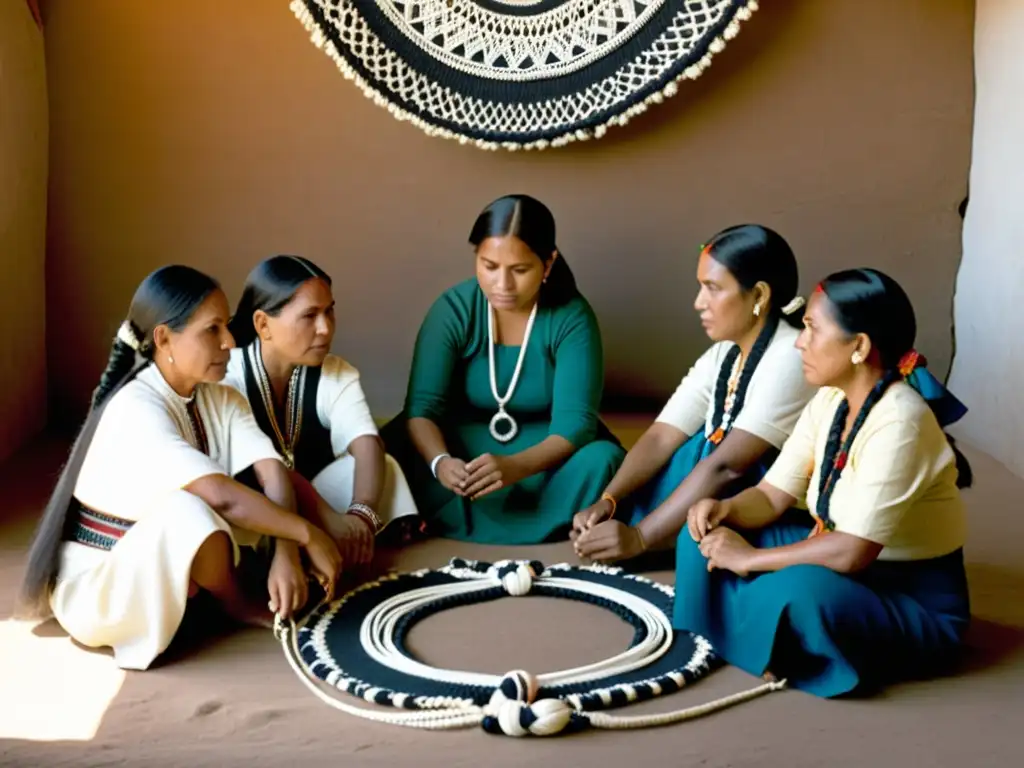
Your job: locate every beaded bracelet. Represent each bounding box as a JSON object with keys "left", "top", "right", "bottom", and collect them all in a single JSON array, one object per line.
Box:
[{"left": 348, "top": 502, "right": 382, "bottom": 535}]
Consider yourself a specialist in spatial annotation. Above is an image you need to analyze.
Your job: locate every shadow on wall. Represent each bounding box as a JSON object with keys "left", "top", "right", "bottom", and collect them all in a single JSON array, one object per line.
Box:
[
  {"left": 0, "top": 0, "right": 48, "bottom": 461},
  {"left": 40, "top": 0, "right": 973, "bottom": 427}
]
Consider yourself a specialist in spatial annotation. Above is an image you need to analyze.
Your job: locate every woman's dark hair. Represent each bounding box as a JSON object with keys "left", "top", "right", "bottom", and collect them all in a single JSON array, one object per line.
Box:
[
  {"left": 818, "top": 268, "right": 916, "bottom": 370},
  {"left": 468, "top": 194, "right": 578, "bottom": 307},
  {"left": 17, "top": 265, "right": 220, "bottom": 619},
  {"left": 704, "top": 223, "right": 803, "bottom": 328},
  {"left": 228, "top": 255, "right": 332, "bottom": 347},
  {"left": 703, "top": 224, "right": 802, "bottom": 444},
  {"left": 814, "top": 268, "right": 972, "bottom": 525}
]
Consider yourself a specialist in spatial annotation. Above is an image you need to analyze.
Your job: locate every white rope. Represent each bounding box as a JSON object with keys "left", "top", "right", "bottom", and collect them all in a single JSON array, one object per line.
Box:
[
  {"left": 358, "top": 566, "right": 673, "bottom": 688},
  {"left": 276, "top": 560, "right": 787, "bottom": 737}
]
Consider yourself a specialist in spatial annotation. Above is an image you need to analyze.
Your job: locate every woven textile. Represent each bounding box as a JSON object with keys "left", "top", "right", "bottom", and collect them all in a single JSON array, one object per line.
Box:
[{"left": 290, "top": 0, "right": 762, "bottom": 150}]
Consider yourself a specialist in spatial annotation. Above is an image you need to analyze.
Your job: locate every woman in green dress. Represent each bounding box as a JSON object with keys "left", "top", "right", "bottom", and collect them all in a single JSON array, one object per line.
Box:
[{"left": 380, "top": 194, "right": 625, "bottom": 544}]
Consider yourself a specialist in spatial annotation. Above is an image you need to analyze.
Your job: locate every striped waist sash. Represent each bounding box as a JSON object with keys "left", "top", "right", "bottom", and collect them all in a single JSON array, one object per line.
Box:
[{"left": 69, "top": 503, "right": 135, "bottom": 551}]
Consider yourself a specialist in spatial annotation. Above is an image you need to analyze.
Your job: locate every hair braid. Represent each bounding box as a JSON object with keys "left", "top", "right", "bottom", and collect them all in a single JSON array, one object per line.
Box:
[
  {"left": 815, "top": 369, "right": 901, "bottom": 526},
  {"left": 729, "top": 313, "right": 779, "bottom": 422},
  {"left": 708, "top": 313, "right": 780, "bottom": 442},
  {"left": 709, "top": 346, "right": 740, "bottom": 439}
]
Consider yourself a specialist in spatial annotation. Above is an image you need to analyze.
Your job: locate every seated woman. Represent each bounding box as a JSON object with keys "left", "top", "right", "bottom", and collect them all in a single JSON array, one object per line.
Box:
[
  {"left": 16, "top": 266, "right": 342, "bottom": 671},
  {"left": 224, "top": 255, "right": 421, "bottom": 566},
  {"left": 573, "top": 225, "right": 817, "bottom": 563},
  {"left": 675, "top": 268, "right": 972, "bottom": 698},
  {"left": 380, "top": 194, "right": 625, "bottom": 544}
]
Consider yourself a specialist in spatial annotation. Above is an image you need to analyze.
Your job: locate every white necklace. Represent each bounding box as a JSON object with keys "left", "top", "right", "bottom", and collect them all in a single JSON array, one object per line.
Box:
[{"left": 487, "top": 300, "right": 538, "bottom": 443}]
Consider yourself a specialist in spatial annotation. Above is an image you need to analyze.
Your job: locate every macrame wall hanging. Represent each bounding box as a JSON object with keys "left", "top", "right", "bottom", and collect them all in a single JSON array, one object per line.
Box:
[{"left": 289, "top": 1, "right": 761, "bottom": 151}]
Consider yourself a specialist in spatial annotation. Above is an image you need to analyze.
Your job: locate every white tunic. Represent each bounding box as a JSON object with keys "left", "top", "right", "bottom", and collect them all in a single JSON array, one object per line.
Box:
[
  {"left": 51, "top": 364, "right": 281, "bottom": 670},
  {"left": 223, "top": 347, "right": 419, "bottom": 527},
  {"left": 655, "top": 323, "right": 817, "bottom": 449}
]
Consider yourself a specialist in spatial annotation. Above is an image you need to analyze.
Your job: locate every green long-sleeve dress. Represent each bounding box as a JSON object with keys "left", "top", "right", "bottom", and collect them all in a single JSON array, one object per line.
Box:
[{"left": 380, "top": 278, "right": 625, "bottom": 544}]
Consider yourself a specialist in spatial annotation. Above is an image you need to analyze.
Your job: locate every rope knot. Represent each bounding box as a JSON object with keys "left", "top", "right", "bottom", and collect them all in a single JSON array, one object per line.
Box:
[
  {"left": 489, "top": 560, "right": 541, "bottom": 596},
  {"left": 272, "top": 613, "right": 287, "bottom": 641},
  {"left": 483, "top": 671, "right": 572, "bottom": 737}
]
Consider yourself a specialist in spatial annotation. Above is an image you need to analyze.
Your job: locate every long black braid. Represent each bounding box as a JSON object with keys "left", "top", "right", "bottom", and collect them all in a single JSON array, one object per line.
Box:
[
  {"left": 708, "top": 312, "right": 781, "bottom": 443},
  {"left": 815, "top": 369, "right": 902, "bottom": 527}
]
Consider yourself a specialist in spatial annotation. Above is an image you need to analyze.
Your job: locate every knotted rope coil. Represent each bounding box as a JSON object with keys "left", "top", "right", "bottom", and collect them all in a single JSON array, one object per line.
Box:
[{"left": 276, "top": 558, "right": 785, "bottom": 737}]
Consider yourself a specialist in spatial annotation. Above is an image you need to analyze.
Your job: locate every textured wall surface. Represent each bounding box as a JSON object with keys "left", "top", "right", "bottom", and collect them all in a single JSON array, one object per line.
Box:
[
  {"left": 42, "top": 0, "right": 973, "bottom": 423},
  {"left": 949, "top": 0, "right": 1024, "bottom": 478},
  {"left": 0, "top": 0, "right": 48, "bottom": 461}
]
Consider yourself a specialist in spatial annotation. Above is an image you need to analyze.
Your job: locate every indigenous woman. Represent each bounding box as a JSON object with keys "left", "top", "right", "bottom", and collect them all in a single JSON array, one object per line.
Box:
[
  {"left": 675, "top": 268, "right": 972, "bottom": 697},
  {"left": 16, "top": 266, "right": 342, "bottom": 670},
  {"left": 574, "top": 225, "right": 816, "bottom": 563},
  {"left": 225, "top": 256, "right": 421, "bottom": 566},
  {"left": 380, "top": 194, "right": 625, "bottom": 544}
]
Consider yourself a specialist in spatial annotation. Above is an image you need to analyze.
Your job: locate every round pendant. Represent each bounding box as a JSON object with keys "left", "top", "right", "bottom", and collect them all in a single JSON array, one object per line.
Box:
[{"left": 489, "top": 409, "right": 518, "bottom": 443}]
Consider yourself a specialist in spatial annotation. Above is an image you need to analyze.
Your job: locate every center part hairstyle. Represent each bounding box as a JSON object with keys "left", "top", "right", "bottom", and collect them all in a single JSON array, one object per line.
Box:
[{"left": 469, "top": 194, "right": 577, "bottom": 307}]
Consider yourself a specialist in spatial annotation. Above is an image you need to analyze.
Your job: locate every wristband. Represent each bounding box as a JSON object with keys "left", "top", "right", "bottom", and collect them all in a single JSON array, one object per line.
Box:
[
  {"left": 430, "top": 452, "right": 450, "bottom": 479},
  {"left": 347, "top": 502, "right": 382, "bottom": 535}
]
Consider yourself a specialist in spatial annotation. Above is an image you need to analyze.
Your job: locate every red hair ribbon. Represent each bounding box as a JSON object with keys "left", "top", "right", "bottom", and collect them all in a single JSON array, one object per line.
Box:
[{"left": 898, "top": 349, "right": 926, "bottom": 377}]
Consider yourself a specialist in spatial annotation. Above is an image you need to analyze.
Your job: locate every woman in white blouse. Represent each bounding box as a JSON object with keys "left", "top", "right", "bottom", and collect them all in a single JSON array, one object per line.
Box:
[
  {"left": 573, "top": 225, "right": 817, "bottom": 563},
  {"left": 17, "top": 265, "right": 342, "bottom": 671},
  {"left": 677, "top": 268, "right": 973, "bottom": 697},
  {"left": 225, "top": 256, "right": 420, "bottom": 569}
]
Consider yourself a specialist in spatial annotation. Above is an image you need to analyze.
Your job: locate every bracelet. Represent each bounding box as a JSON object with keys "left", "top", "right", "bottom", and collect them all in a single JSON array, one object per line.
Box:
[
  {"left": 347, "top": 502, "right": 382, "bottom": 535},
  {"left": 430, "top": 452, "right": 450, "bottom": 479},
  {"left": 600, "top": 492, "right": 618, "bottom": 518},
  {"left": 634, "top": 525, "right": 647, "bottom": 553}
]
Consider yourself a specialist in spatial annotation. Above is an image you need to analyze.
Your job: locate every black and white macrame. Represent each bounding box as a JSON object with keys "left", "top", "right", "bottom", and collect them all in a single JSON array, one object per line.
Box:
[
  {"left": 275, "top": 558, "right": 785, "bottom": 737},
  {"left": 290, "top": 0, "right": 762, "bottom": 150}
]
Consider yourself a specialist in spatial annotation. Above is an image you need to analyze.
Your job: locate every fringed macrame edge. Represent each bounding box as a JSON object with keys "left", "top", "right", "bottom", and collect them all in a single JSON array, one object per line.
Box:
[{"left": 288, "top": 0, "right": 760, "bottom": 151}]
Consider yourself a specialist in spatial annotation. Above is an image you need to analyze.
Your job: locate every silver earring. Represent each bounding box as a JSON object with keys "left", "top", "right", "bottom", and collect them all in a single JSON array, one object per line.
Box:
[
  {"left": 851, "top": 352, "right": 863, "bottom": 365},
  {"left": 753, "top": 304, "right": 761, "bottom": 317},
  {"left": 168, "top": 355, "right": 174, "bottom": 364}
]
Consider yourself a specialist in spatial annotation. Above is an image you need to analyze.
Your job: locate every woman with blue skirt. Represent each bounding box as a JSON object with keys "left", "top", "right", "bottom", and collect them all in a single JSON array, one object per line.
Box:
[
  {"left": 675, "top": 268, "right": 973, "bottom": 697},
  {"left": 573, "top": 225, "right": 817, "bottom": 563}
]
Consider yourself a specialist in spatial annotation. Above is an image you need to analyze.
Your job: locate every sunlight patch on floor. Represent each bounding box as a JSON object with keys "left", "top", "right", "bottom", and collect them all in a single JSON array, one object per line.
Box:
[{"left": 0, "top": 619, "right": 125, "bottom": 741}]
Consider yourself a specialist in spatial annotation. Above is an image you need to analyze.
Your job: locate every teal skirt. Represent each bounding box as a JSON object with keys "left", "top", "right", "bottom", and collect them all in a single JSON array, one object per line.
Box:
[
  {"left": 672, "top": 513, "right": 971, "bottom": 697},
  {"left": 622, "top": 431, "right": 775, "bottom": 527}
]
